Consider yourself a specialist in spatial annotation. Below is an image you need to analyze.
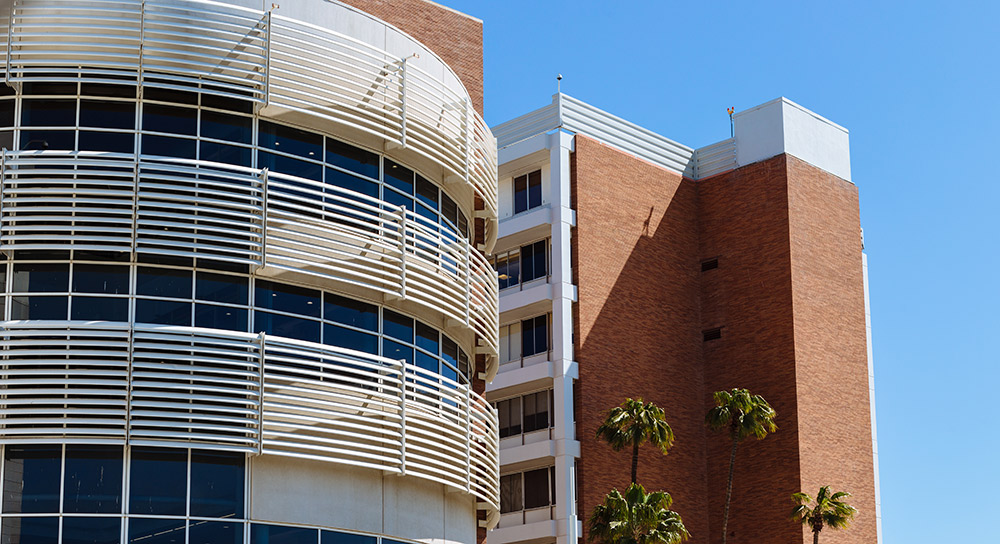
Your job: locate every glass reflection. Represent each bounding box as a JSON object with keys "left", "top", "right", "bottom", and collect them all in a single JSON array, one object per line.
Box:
[
  {"left": 129, "top": 448, "right": 186, "bottom": 515},
  {"left": 3, "top": 445, "right": 61, "bottom": 513},
  {"left": 190, "top": 450, "right": 244, "bottom": 519},
  {"left": 0, "top": 516, "right": 58, "bottom": 544},
  {"left": 63, "top": 446, "right": 123, "bottom": 514}
]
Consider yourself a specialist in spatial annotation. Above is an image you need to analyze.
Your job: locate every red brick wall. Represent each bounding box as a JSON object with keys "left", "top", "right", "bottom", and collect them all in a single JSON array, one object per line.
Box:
[
  {"left": 336, "top": 0, "right": 485, "bottom": 115},
  {"left": 573, "top": 148, "right": 876, "bottom": 544},
  {"left": 698, "top": 155, "right": 803, "bottom": 544},
  {"left": 785, "top": 155, "right": 876, "bottom": 544},
  {"left": 572, "top": 135, "right": 709, "bottom": 542}
]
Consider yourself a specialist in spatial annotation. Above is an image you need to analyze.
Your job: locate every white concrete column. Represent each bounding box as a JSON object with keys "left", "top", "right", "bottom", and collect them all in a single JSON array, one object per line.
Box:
[{"left": 548, "top": 130, "right": 579, "bottom": 544}]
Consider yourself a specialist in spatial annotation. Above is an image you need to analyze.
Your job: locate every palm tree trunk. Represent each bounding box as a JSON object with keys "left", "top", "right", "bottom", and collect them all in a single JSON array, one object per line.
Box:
[
  {"left": 631, "top": 440, "right": 639, "bottom": 483},
  {"left": 813, "top": 527, "right": 820, "bottom": 544},
  {"left": 721, "top": 439, "right": 738, "bottom": 544}
]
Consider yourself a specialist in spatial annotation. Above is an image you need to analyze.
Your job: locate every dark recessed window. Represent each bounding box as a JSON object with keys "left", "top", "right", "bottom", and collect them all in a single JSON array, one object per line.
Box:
[
  {"left": 22, "top": 81, "right": 77, "bottom": 95},
  {"left": 10, "top": 296, "right": 68, "bottom": 320},
  {"left": 80, "top": 100, "right": 136, "bottom": 130},
  {"left": 259, "top": 121, "right": 321, "bottom": 159},
  {"left": 499, "top": 473, "right": 522, "bottom": 513},
  {"left": 703, "top": 327, "right": 723, "bottom": 342},
  {"left": 514, "top": 170, "right": 542, "bottom": 214},
  {"left": 415, "top": 321, "right": 440, "bottom": 354},
  {"left": 137, "top": 267, "right": 192, "bottom": 298},
  {"left": 197, "top": 272, "right": 248, "bottom": 304},
  {"left": 523, "top": 390, "right": 551, "bottom": 433},
  {"left": 190, "top": 450, "right": 244, "bottom": 518},
  {"left": 73, "top": 264, "right": 129, "bottom": 294},
  {"left": 81, "top": 82, "right": 137, "bottom": 98},
  {"left": 190, "top": 521, "right": 244, "bottom": 544},
  {"left": 701, "top": 258, "right": 719, "bottom": 272},
  {"left": 254, "top": 311, "right": 319, "bottom": 343},
  {"left": 323, "top": 324, "right": 378, "bottom": 355},
  {"left": 383, "top": 309, "right": 413, "bottom": 342},
  {"left": 497, "top": 398, "right": 522, "bottom": 438},
  {"left": 521, "top": 240, "right": 548, "bottom": 283},
  {"left": 143, "top": 104, "right": 198, "bottom": 135},
  {"left": 326, "top": 138, "right": 379, "bottom": 179},
  {"left": 201, "top": 141, "right": 252, "bottom": 167},
  {"left": 142, "top": 134, "right": 197, "bottom": 159},
  {"left": 142, "top": 87, "right": 198, "bottom": 105},
  {"left": 382, "top": 338, "right": 413, "bottom": 365},
  {"left": 3, "top": 445, "right": 61, "bottom": 513},
  {"left": 324, "top": 293, "right": 377, "bottom": 331},
  {"left": 62, "top": 517, "right": 121, "bottom": 544},
  {"left": 71, "top": 296, "right": 128, "bottom": 321},
  {"left": 19, "top": 129, "right": 74, "bottom": 151},
  {"left": 201, "top": 110, "right": 253, "bottom": 144},
  {"left": 415, "top": 175, "right": 439, "bottom": 210},
  {"left": 441, "top": 336, "right": 459, "bottom": 369},
  {"left": 0, "top": 100, "right": 14, "bottom": 127},
  {"left": 63, "top": 445, "right": 123, "bottom": 513},
  {"left": 1, "top": 516, "right": 59, "bottom": 543},
  {"left": 522, "top": 315, "right": 549, "bottom": 357},
  {"left": 135, "top": 299, "right": 191, "bottom": 326},
  {"left": 385, "top": 160, "right": 414, "bottom": 194},
  {"left": 12, "top": 263, "right": 69, "bottom": 292},
  {"left": 326, "top": 168, "right": 378, "bottom": 199},
  {"left": 322, "top": 531, "right": 376, "bottom": 544},
  {"left": 21, "top": 99, "right": 76, "bottom": 127},
  {"left": 255, "top": 280, "right": 320, "bottom": 317},
  {"left": 128, "top": 518, "right": 186, "bottom": 544},
  {"left": 523, "top": 467, "right": 552, "bottom": 509},
  {"left": 79, "top": 130, "right": 135, "bottom": 153},
  {"left": 195, "top": 303, "right": 248, "bottom": 332},
  {"left": 129, "top": 447, "right": 187, "bottom": 515},
  {"left": 251, "top": 524, "right": 316, "bottom": 544},
  {"left": 259, "top": 151, "right": 322, "bottom": 182}
]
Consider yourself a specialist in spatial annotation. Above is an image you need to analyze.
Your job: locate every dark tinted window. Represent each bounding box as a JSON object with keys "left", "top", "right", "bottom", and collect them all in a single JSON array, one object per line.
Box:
[
  {"left": 197, "top": 272, "right": 248, "bottom": 304},
  {"left": 497, "top": 398, "right": 521, "bottom": 439},
  {"left": 522, "top": 315, "right": 548, "bottom": 357},
  {"left": 521, "top": 240, "right": 547, "bottom": 282},
  {"left": 137, "top": 267, "right": 191, "bottom": 298},
  {"left": 255, "top": 311, "right": 319, "bottom": 343},
  {"left": 12, "top": 263, "right": 68, "bottom": 292},
  {"left": 21, "top": 99, "right": 75, "bottom": 126},
  {"left": 382, "top": 310, "right": 413, "bottom": 342},
  {"left": 80, "top": 100, "right": 135, "bottom": 129},
  {"left": 62, "top": 517, "right": 121, "bottom": 544},
  {"left": 142, "top": 134, "right": 197, "bottom": 158},
  {"left": 190, "top": 521, "right": 244, "bottom": 544},
  {"left": 500, "top": 473, "right": 522, "bottom": 513},
  {"left": 20, "top": 129, "right": 74, "bottom": 150},
  {"left": 382, "top": 339, "right": 413, "bottom": 365},
  {"left": 3, "top": 445, "right": 61, "bottom": 513},
  {"left": 129, "top": 447, "right": 187, "bottom": 515},
  {"left": 415, "top": 321, "right": 439, "bottom": 354},
  {"left": 324, "top": 294, "right": 377, "bottom": 330},
  {"left": 523, "top": 391, "right": 550, "bottom": 433},
  {"left": 143, "top": 104, "right": 197, "bottom": 135},
  {"left": 326, "top": 138, "right": 378, "bottom": 179},
  {"left": 128, "top": 518, "right": 186, "bottom": 544},
  {"left": 259, "top": 121, "right": 321, "bottom": 159},
  {"left": 195, "top": 304, "right": 248, "bottom": 332},
  {"left": 1, "top": 516, "right": 58, "bottom": 543},
  {"left": 326, "top": 168, "right": 378, "bottom": 199},
  {"left": 251, "top": 524, "right": 316, "bottom": 544},
  {"left": 63, "top": 446, "right": 123, "bottom": 513},
  {"left": 259, "top": 151, "right": 322, "bottom": 182},
  {"left": 201, "top": 141, "right": 252, "bottom": 167},
  {"left": 0, "top": 100, "right": 15, "bottom": 127},
  {"left": 79, "top": 130, "right": 135, "bottom": 153},
  {"left": 72, "top": 296, "right": 128, "bottom": 321},
  {"left": 523, "top": 467, "right": 551, "bottom": 509},
  {"left": 384, "top": 160, "right": 413, "bottom": 194},
  {"left": 190, "top": 450, "right": 244, "bottom": 518},
  {"left": 73, "top": 264, "right": 129, "bottom": 294},
  {"left": 324, "top": 324, "right": 377, "bottom": 354},
  {"left": 10, "top": 296, "right": 68, "bottom": 320},
  {"left": 201, "top": 110, "right": 252, "bottom": 144},
  {"left": 255, "top": 281, "right": 319, "bottom": 317},
  {"left": 415, "top": 176, "right": 438, "bottom": 209},
  {"left": 135, "top": 299, "right": 191, "bottom": 326},
  {"left": 322, "top": 531, "right": 377, "bottom": 544}
]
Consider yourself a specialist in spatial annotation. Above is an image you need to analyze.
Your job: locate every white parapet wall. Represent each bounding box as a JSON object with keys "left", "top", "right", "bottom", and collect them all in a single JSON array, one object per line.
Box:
[{"left": 733, "top": 97, "right": 852, "bottom": 182}]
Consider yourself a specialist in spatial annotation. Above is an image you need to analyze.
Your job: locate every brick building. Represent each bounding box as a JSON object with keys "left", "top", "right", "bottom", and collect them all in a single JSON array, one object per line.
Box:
[{"left": 486, "top": 94, "right": 882, "bottom": 544}]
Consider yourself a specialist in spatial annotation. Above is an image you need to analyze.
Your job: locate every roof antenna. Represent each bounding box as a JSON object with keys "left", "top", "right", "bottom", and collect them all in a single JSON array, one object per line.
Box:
[{"left": 557, "top": 74, "right": 563, "bottom": 94}]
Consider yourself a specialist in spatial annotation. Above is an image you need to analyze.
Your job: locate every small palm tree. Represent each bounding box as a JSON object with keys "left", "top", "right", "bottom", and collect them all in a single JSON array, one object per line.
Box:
[
  {"left": 705, "top": 388, "right": 777, "bottom": 544},
  {"left": 791, "top": 486, "right": 857, "bottom": 544},
  {"left": 596, "top": 398, "right": 674, "bottom": 483},
  {"left": 588, "top": 483, "right": 689, "bottom": 544}
]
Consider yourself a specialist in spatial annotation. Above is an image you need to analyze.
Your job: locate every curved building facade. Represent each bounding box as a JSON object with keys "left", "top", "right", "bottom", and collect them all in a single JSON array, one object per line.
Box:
[{"left": 0, "top": 1, "right": 499, "bottom": 543}]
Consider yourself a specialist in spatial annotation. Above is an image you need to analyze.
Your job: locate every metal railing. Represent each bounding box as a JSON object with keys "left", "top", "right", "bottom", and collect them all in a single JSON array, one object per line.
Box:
[
  {"left": 0, "top": 321, "right": 500, "bottom": 512},
  {"left": 0, "top": 0, "right": 498, "bottom": 216},
  {"left": 0, "top": 151, "right": 499, "bottom": 358}
]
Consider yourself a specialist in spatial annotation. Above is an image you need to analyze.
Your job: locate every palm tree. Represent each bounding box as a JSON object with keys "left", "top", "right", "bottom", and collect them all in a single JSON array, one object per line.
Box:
[
  {"left": 588, "top": 483, "right": 690, "bottom": 544},
  {"left": 705, "top": 388, "right": 777, "bottom": 544},
  {"left": 790, "top": 486, "right": 857, "bottom": 544},
  {"left": 596, "top": 398, "right": 674, "bottom": 483}
]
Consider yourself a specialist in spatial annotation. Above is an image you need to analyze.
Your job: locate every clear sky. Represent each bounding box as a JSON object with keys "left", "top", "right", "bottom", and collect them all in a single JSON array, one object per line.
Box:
[{"left": 441, "top": 1, "right": 999, "bottom": 542}]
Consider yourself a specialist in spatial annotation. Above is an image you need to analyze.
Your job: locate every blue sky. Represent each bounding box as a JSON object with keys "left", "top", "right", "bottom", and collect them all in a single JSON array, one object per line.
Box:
[{"left": 442, "top": 1, "right": 1000, "bottom": 541}]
